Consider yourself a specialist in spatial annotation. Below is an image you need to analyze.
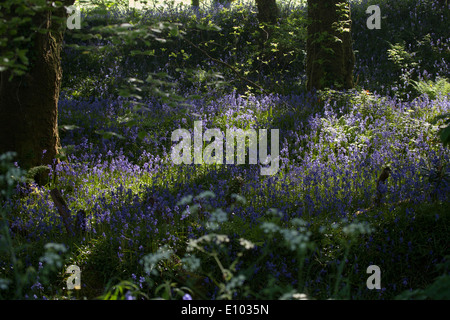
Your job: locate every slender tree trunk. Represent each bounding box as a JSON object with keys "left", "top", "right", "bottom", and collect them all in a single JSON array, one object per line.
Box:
[
  {"left": 0, "top": 2, "right": 74, "bottom": 177},
  {"left": 255, "top": 0, "right": 279, "bottom": 48},
  {"left": 255, "top": 0, "right": 279, "bottom": 25},
  {"left": 306, "top": 0, "right": 355, "bottom": 91},
  {"left": 213, "top": 0, "right": 232, "bottom": 7}
]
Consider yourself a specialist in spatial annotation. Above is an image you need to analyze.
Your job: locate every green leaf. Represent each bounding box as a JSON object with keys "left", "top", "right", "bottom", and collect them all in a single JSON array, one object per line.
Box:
[
  {"left": 440, "top": 125, "right": 450, "bottom": 146},
  {"left": 16, "top": 49, "right": 28, "bottom": 65},
  {"left": 59, "top": 124, "right": 80, "bottom": 131},
  {"left": 95, "top": 130, "right": 125, "bottom": 140},
  {"left": 169, "top": 27, "right": 179, "bottom": 37},
  {"left": 138, "top": 131, "right": 148, "bottom": 140}
]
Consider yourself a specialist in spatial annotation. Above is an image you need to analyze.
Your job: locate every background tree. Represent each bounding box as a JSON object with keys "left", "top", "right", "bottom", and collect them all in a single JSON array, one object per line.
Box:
[
  {"left": 0, "top": 0, "right": 75, "bottom": 179},
  {"left": 255, "top": 0, "right": 279, "bottom": 25},
  {"left": 306, "top": 0, "right": 355, "bottom": 91},
  {"left": 213, "top": 0, "right": 232, "bottom": 7}
]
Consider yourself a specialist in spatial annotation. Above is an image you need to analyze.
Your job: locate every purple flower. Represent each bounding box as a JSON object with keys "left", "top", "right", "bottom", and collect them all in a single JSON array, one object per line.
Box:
[{"left": 182, "top": 293, "right": 193, "bottom": 300}]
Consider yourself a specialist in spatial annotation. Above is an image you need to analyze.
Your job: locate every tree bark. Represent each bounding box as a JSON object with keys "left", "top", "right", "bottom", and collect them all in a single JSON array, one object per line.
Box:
[
  {"left": 0, "top": 2, "right": 74, "bottom": 177},
  {"left": 306, "top": 0, "right": 355, "bottom": 91}
]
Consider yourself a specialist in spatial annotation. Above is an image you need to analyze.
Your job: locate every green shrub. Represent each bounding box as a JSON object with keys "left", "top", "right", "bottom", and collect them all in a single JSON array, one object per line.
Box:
[{"left": 411, "top": 77, "right": 450, "bottom": 100}]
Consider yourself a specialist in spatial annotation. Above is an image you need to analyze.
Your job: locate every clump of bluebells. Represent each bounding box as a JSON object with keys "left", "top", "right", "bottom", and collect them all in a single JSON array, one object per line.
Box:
[{"left": 1, "top": 0, "right": 449, "bottom": 300}]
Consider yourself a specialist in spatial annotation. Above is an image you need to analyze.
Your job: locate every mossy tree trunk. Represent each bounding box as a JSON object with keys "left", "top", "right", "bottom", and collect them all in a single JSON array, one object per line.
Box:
[
  {"left": 306, "top": 0, "right": 355, "bottom": 91},
  {"left": 0, "top": 1, "right": 74, "bottom": 176}
]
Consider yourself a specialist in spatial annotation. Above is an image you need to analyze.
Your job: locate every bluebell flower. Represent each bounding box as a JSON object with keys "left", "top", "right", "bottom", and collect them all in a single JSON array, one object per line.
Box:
[{"left": 182, "top": 293, "right": 193, "bottom": 300}]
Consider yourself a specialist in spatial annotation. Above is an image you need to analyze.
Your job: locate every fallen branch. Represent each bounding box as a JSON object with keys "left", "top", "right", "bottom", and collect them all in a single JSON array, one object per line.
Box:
[{"left": 50, "top": 188, "right": 73, "bottom": 234}]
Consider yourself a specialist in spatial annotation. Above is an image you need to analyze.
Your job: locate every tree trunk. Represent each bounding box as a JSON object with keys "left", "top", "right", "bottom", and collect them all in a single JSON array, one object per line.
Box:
[
  {"left": 306, "top": 0, "right": 355, "bottom": 91},
  {"left": 255, "top": 0, "right": 279, "bottom": 25},
  {"left": 213, "top": 0, "right": 232, "bottom": 7},
  {"left": 0, "top": 2, "right": 73, "bottom": 179}
]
